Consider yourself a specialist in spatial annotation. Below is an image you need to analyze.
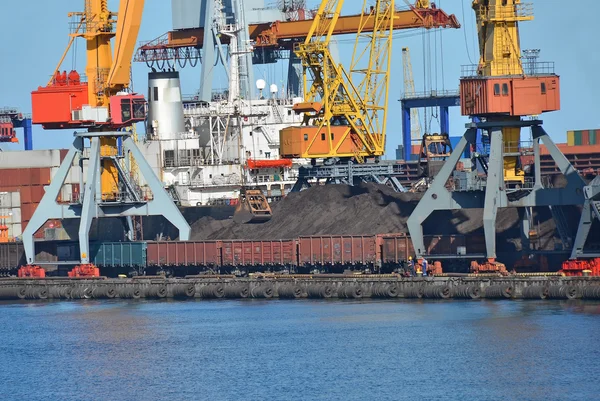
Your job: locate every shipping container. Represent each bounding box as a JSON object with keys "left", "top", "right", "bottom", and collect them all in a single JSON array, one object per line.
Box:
[
  {"left": 89, "top": 242, "right": 147, "bottom": 267},
  {"left": 582, "top": 130, "right": 590, "bottom": 146},
  {"left": 567, "top": 131, "right": 575, "bottom": 146},
  {"left": 8, "top": 223, "right": 23, "bottom": 238},
  {"left": 574, "top": 130, "right": 582, "bottom": 146},
  {"left": 0, "top": 192, "right": 13, "bottom": 208},
  {"left": 297, "top": 235, "right": 377, "bottom": 267},
  {"left": 220, "top": 240, "right": 296, "bottom": 266},
  {"left": 590, "top": 130, "right": 597, "bottom": 145},
  {"left": 146, "top": 241, "right": 220, "bottom": 267},
  {"left": 0, "top": 150, "right": 64, "bottom": 169}
]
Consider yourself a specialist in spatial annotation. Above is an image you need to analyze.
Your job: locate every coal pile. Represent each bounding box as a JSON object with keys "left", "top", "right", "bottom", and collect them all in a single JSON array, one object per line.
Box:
[{"left": 189, "top": 183, "right": 562, "bottom": 251}]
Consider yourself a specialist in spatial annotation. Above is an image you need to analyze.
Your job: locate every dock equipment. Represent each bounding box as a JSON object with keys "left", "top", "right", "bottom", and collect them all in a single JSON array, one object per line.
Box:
[
  {"left": 0, "top": 108, "right": 33, "bottom": 150},
  {"left": 407, "top": 1, "right": 585, "bottom": 271},
  {"left": 24, "top": 0, "right": 190, "bottom": 272},
  {"left": 233, "top": 188, "right": 273, "bottom": 223}
]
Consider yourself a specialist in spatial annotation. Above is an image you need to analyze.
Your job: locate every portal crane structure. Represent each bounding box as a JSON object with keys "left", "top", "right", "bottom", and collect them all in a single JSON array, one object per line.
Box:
[
  {"left": 23, "top": 0, "right": 190, "bottom": 275},
  {"left": 407, "top": 0, "right": 586, "bottom": 271}
]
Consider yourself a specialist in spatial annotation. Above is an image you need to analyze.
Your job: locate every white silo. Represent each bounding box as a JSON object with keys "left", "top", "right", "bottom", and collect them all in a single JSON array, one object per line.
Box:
[{"left": 147, "top": 71, "right": 185, "bottom": 140}]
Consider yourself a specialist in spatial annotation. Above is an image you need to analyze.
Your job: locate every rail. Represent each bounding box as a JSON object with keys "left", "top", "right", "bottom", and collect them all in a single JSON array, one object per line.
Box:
[
  {"left": 461, "top": 61, "right": 556, "bottom": 78},
  {"left": 478, "top": 2, "right": 534, "bottom": 21},
  {"left": 401, "top": 89, "right": 459, "bottom": 100}
]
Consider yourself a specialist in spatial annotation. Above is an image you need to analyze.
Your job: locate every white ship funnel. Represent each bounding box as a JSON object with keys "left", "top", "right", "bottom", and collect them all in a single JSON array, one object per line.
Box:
[{"left": 147, "top": 71, "right": 185, "bottom": 140}]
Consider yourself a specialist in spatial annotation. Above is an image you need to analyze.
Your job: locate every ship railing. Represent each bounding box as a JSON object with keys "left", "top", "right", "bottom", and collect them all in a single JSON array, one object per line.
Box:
[{"left": 401, "top": 90, "right": 460, "bottom": 100}]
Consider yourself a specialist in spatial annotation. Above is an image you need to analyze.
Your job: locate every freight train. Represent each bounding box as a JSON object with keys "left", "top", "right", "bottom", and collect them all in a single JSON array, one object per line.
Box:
[{"left": 0, "top": 233, "right": 486, "bottom": 277}]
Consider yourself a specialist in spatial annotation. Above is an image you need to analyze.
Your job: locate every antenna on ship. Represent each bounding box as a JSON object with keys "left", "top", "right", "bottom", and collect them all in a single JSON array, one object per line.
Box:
[{"left": 256, "top": 79, "right": 266, "bottom": 100}]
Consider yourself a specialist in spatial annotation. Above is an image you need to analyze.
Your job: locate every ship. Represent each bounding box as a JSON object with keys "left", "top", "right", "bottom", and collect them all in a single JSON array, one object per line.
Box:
[{"left": 139, "top": 70, "right": 307, "bottom": 208}]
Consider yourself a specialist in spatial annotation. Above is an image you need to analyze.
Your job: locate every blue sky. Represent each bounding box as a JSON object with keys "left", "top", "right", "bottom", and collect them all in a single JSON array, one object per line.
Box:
[{"left": 0, "top": 0, "right": 598, "bottom": 158}]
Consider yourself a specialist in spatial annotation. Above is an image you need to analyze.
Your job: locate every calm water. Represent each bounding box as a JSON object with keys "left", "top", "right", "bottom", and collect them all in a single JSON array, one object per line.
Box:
[{"left": 1, "top": 299, "right": 599, "bottom": 401}]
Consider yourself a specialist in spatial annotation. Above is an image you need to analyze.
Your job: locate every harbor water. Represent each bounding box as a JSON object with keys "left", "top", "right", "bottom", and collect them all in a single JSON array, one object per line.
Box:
[{"left": 1, "top": 299, "right": 599, "bottom": 400}]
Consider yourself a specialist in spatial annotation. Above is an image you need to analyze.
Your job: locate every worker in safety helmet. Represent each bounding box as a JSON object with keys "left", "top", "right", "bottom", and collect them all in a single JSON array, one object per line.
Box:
[{"left": 408, "top": 256, "right": 416, "bottom": 276}]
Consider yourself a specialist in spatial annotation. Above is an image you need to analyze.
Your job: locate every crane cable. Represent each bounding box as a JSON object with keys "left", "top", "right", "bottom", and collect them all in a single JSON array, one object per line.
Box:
[{"left": 461, "top": 0, "right": 475, "bottom": 64}]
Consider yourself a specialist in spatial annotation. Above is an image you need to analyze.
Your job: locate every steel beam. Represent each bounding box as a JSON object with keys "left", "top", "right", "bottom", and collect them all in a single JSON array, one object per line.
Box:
[
  {"left": 22, "top": 133, "right": 191, "bottom": 265},
  {"left": 408, "top": 121, "right": 587, "bottom": 261},
  {"left": 22, "top": 137, "right": 83, "bottom": 263},
  {"left": 407, "top": 128, "right": 476, "bottom": 257},
  {"left": 482, "top": 129, "right": 504, "bottom": 259},
  {"left": 198, "top": 0, "right": 218, "bottom": 102},
  {"left": 400, "top": 94, "right": 460, "bottom": 161}
]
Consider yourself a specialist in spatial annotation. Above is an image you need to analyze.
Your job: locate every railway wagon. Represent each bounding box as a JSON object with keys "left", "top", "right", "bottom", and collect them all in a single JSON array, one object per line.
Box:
[
  {"left": 0, "top": 243, "right": 26, "bottom": 273},
  {"left": 220, "top": 240, "right": 296, "bottom": 268},
  {"left": 377, "top": 234, "right": 487, "bottom": 270},
  {"left": 298, "top": 235, "right": 379, "bottom": 272}
]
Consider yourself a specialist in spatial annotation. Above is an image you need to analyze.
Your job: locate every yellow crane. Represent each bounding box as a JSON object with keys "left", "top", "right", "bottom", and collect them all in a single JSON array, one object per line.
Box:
[
  {"left": 470, "top": 0, "right": 534, "bottom": 183},
  {"left": 280, "top": 0, "right": 395, "bottom": 163},
  {"left": 32, "top": 0, "right": 146, "bottom": 200}
]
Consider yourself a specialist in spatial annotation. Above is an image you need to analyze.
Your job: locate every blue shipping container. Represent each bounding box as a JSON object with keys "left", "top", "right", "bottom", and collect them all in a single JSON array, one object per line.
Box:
[{"left": 89, "top": 242, "right": 147, "bottom": 267}]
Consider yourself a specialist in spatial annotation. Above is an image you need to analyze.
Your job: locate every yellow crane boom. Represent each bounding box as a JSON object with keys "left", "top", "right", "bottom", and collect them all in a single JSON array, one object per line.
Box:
[{"left": 280, "top": 0, "right": 394, "bottom": 163}]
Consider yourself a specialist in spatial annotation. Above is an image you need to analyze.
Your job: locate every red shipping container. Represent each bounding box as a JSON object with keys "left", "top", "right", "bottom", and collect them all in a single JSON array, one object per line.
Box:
[
  {"left": 20, "top": 203, "right": 39, "bottom": 223},
  {"left": 30, "top": 186, "right": 46, "bottom": 203},
  {"left": 20, "top": 186, "right": 33, "bottom": 204},
  {"left": 582, "top": 130, "right": 590, "bottom": 146},
  {"left": 0, "top": 169, "right": 19, "bottom": 187},
  {"left": 59, "top": 149, "right": 69, "bottom": 163}
]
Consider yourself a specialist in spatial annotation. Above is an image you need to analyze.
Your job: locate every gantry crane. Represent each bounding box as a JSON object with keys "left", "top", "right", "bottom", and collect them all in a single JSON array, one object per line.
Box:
[
  {"left": 23, "top": 0, "right": 190, "bottom": 276},
  {"left": 407, "top": 0, "right": 585, "bottom": 272}
]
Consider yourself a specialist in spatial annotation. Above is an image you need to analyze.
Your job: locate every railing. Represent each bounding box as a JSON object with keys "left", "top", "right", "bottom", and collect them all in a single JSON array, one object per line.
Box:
[
  {"left": 504, "top": 141, "right": 534, "bottom": 155},
  {"left": 401, "top": 89, "right": 460, "bottom": 100},
  {"left": 478, "top": 2, "right": 533, "bottom": 21},
  {"left": 461, "top": 61, "right": 555, "bottom": 78}
]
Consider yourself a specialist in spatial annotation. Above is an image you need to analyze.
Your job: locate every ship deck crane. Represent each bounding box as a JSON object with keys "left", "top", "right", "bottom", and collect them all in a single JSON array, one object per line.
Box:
[
  {"left": 22, "top": 0, "right": 190, "bottom": 276},
  {"left": 407, "top": 0, "right": 586, "bottom": 273}
]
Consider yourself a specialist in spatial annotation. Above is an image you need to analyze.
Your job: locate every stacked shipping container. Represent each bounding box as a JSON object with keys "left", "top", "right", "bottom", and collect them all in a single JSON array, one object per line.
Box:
[
  {"left": 0, "top": 150, "right": 69, "bottom": 239},
  {"left": 567, "top": 130, "right": 598, "bottom": 146}
]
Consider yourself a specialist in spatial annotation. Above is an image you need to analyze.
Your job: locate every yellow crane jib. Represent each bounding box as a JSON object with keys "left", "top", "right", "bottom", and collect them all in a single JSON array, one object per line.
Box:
[{"left": 280, "top": 0, "right": 394, "bottom": 163}]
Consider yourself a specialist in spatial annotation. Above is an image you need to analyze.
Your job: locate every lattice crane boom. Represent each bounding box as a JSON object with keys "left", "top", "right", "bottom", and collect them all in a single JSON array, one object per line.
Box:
[
  {"left": 402, "top": 47, "right": 422, "bottom": 142},
  {"left": 281, "top": 0, "right": 395, "bottom": 162}
]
